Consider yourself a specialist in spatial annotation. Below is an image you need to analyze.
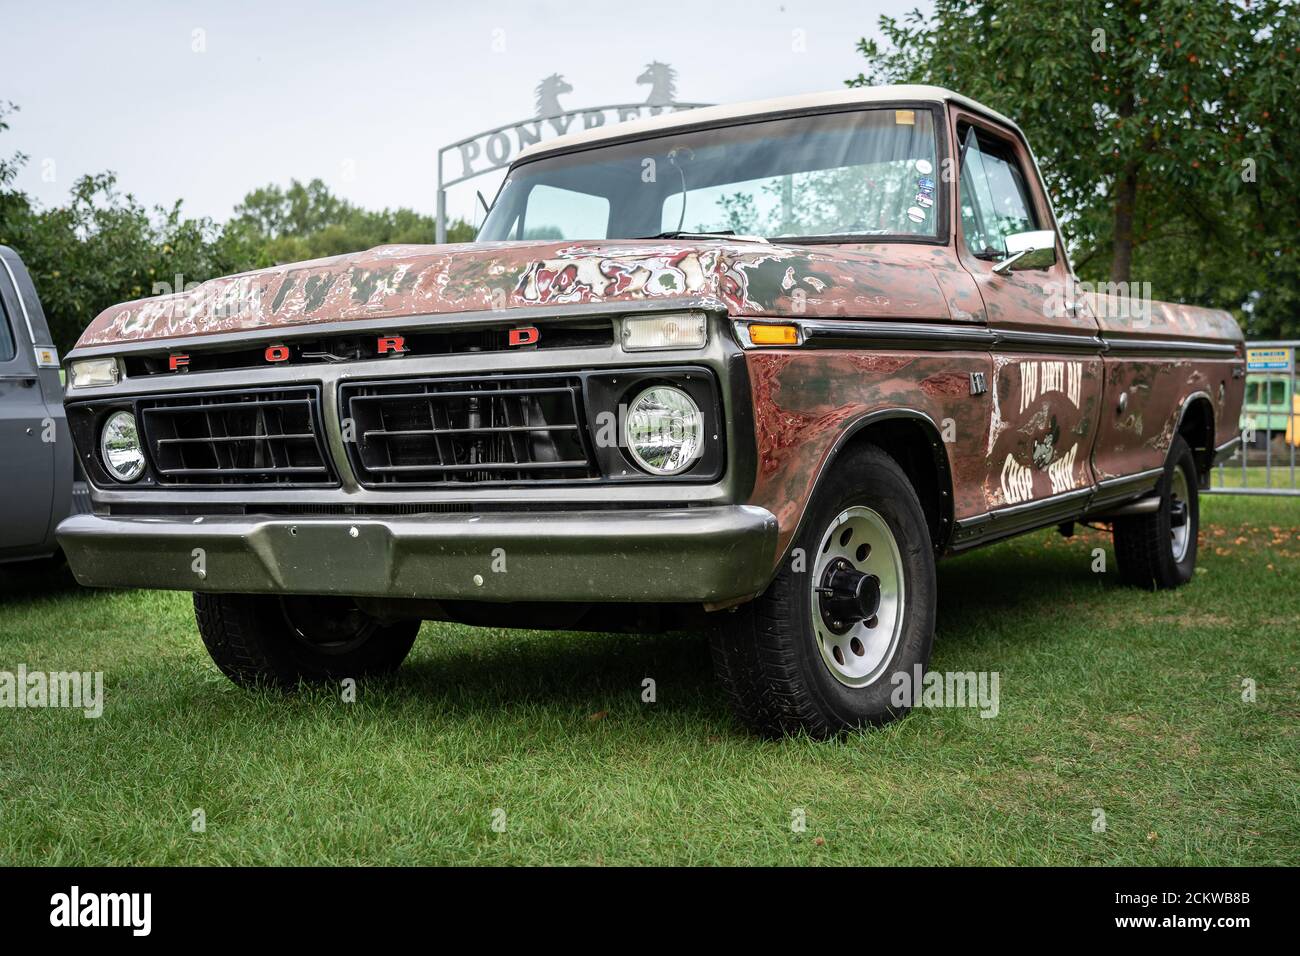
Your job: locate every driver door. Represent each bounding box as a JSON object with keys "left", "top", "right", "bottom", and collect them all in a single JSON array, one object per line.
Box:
[{"left": 951, "top": 113, "right": 1103, "bottom": 512}]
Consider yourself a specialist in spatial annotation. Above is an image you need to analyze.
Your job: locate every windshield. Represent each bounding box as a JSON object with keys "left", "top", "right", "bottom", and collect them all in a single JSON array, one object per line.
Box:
[{"left": 478, "top": 107, "right": 940, "bottom": 243}]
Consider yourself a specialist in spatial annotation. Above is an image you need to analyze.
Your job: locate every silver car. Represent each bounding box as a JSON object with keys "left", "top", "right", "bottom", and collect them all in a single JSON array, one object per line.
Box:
[{"left": 0, "top": 245, "right": 86, "bottom": 567}]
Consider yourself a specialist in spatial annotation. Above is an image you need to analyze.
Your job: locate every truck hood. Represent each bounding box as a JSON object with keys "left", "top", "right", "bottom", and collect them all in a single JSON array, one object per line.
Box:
[{"left": 74, "top": 239, "right": 964, "bottom": 348}]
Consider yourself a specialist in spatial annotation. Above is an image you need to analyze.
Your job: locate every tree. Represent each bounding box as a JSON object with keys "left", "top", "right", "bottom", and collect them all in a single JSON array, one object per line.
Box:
[
  {"left": 1, "top": 171, "right": 255, "bottom": 351},
  {"left": 229, "top": 178, "right": 473, "bottom": 266},
  {"left": 0, "top": 103, "right": 31, "bottom": 239},
  {"left": 850, "top": 0, "right": 1300, "bottom": 337},
  {"left": 1, "top": 104, "right": 477, "bottom": 351}
]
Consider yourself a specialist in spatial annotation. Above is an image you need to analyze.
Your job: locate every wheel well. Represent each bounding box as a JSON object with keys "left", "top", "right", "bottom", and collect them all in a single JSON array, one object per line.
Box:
[
  {"left": 833, "top": 415, "right": 954, "bottom": 552},
  {"left": 1177, "top": 396, "right": 1215, "bottom": 480}
]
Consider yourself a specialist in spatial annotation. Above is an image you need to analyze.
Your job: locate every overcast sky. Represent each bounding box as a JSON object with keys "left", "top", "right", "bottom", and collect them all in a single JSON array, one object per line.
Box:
[{"left": 3, "top": 0, "right": 929, "bottom": 228}]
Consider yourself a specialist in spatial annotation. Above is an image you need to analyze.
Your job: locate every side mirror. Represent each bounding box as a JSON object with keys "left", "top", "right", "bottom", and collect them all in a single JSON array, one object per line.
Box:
[{"left": 992, "top": 229, "right": 1057, "bottom": 274}]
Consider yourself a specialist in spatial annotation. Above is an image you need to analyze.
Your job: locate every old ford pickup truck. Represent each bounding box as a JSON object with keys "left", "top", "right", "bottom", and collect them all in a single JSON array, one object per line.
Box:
[{"left": 56, "top": 86, "right": 1244, "bottom": 736}]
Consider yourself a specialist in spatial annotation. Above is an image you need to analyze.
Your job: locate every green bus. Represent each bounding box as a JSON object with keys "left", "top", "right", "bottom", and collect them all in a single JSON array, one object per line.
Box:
[{"left": 1240, "top": 374, "right": 1296, "bottom": 448}]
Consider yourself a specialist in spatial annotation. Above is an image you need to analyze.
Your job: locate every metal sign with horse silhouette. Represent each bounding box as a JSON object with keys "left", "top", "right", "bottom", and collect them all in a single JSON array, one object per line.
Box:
[{"left": 435, "top": 63, "right": 711, "bottom": 241}]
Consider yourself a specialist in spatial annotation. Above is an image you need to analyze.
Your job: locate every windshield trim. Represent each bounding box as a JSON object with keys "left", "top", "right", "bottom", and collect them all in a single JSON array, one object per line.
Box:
[{"left": 482, "top": 101, "right": 951, "bottom": 247}]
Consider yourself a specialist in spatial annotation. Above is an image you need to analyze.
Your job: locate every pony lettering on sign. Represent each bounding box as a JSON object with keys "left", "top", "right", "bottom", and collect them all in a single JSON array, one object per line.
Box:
[{"left": 436, "top": 66, "right": 713, "bottom": 241}]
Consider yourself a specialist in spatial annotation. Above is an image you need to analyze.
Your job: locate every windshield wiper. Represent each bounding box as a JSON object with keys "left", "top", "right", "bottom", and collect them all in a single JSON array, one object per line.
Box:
[
  {"left": 644, "top": 229, "right": 733, "bottom": 239},
  {"left": 637, "top": 230, "right": 769, "bottom": 243}
]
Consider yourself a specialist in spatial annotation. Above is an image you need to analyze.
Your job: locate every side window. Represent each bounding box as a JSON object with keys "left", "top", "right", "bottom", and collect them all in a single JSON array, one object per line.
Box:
[
  {"left": 0, "top": 291, "right": 16, "bottom": 362},
  {"left": 520, "top": 184, "right": 610, "bottom": 240},
  {"left": 959, "top": 124, "right": 1038, "bottom": 258}
]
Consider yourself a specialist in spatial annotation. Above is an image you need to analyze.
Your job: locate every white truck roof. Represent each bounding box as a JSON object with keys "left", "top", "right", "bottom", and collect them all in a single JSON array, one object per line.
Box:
[{"left": 514, "top": 84, "right": 1023, "bottom": 163}]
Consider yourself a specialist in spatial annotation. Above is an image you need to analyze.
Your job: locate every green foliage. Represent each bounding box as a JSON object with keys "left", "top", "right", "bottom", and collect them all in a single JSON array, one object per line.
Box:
[
  {"left": 521, "top": 225, "right": 564, "bottom": 241},
  {"left": 0, "top": 106, "right": 474, "bottom": 352},
  {"left": 0, "top": 103, "right": 32, "bottom": 245},
  {"left": 0, "top": 103, "right": 27, "bottom": 191},
  {"left": 713, "top": 190, "right": 760, "bottom": 234},
  {"left": 699, "top": 164, "right": 926, "bottom": 238},
  {"left": 1, "top": 170, "right": 257, "bottom": 353},
  {"left": 228, "top": 178, "right": 474, "bottom": 266},
  {"left": 850, "top": 0, "right": 1300, "bottom": 337}
]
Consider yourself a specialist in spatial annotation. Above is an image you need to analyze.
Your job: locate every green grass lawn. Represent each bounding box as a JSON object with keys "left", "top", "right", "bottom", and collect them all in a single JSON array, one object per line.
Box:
[
  {"left": 1211, "top": 463, "right": 1300, "bottom": 491},
  {"left": 1, "top": 496, "right": 1297, "bottom": 866}
]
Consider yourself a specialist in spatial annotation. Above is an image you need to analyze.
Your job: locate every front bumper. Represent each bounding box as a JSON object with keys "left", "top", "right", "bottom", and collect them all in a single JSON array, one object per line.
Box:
[{"left": 56, "top": 506, "right": 778, "bottom": 604}]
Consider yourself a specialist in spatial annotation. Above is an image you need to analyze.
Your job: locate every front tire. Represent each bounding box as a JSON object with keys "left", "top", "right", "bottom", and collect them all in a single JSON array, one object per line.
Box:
[
  {"left": 1113, "top": 434, "right": 1200, "bottom": 589},
  {"left": 194, "top": 593, "right": 419, "bottom": 689},
  {"left": 710, "top": 444, "right": 937, "bottom": 738}
]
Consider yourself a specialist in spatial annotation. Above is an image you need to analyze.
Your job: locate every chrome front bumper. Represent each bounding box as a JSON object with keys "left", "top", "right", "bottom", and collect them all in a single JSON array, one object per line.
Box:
[{"left": 57, "top": 506, "right": 779, "bottom": 604}]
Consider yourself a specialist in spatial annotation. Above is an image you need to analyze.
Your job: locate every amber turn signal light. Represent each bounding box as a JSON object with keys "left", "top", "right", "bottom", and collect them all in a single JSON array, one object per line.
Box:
[{"left": 749, "top": 324, "right": 799, "bottom": 346}]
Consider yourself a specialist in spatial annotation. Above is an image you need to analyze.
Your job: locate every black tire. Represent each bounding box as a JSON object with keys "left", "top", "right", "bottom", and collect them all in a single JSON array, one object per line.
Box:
[
  {"left": 193, "top": 592, "right": 419, "bottom": 689},
  {"left": 710, "top": 443, "right": 937, "bottom": 738},
  {"left": 1113, "top": 434, "right": 1199, "bottom": 589}
]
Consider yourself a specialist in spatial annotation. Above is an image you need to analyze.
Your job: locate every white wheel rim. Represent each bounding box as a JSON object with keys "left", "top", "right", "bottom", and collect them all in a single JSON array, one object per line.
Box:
[
  {"left": 1170, "top": 467, "right": 1191, "bottom": 563},
  {"left": 808, "top": 506, "right": 906, "bottom": 688}
]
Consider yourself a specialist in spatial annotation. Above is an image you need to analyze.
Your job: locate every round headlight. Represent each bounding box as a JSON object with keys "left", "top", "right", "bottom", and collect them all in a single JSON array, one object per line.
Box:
[
  {"left": 624, "top": 386, "right": 704, "bottom": 475},
  {"left": 100, "top": 411, "right": 145, "bottom": 482}
]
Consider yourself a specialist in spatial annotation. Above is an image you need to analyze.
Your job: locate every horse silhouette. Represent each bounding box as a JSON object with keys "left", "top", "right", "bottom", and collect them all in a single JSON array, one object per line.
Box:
[
  {"left": 534, "top": 74, "right": 573, "bottom": 117},
  {"left": 637, "top": 62, "right": 677, "bottom": 107}
]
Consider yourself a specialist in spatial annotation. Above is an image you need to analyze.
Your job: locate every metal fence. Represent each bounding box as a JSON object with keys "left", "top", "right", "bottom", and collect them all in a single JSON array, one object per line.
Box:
[{"left": 1208, "top": 340, "right": 1300, "bottom": 497}]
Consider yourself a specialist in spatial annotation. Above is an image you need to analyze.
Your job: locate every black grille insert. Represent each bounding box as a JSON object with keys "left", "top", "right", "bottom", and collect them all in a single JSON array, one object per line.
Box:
[
  {"left": 341, "top": 376, "right": 597, "bottom": 486},
  {"left": 138, "top": 387, "right": 335, "bottom": 487}
]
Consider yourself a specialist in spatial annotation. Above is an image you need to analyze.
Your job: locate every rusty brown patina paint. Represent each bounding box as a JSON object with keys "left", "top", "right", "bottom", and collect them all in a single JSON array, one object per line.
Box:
[
  {"left": 746, "top": 349, "right": 992, "bottom": 559},
  {"left": 75, "top": 240, "right": 978, "bottom": 348},
  {"left": 73, "top": 234, "right": 1244, "bottom": 565},
  {"left": 745, "top": 344, "right": 1240, "bottom": 565},
  {"left": 1093, "top": 355, "right": 1243, "bottom": 480}
]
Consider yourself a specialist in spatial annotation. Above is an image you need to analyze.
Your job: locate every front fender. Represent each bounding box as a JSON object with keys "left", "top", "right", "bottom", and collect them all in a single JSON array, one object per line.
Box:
[{"left": 741, "top": 348, "right": 983, "bottom": 572}]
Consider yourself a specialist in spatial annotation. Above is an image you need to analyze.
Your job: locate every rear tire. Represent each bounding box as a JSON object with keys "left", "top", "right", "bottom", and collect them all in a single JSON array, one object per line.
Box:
[
  {"left": 710, "top": 444, "right": 937, "bottom": 738},
  {"left": 1113, "top": 434, "right": 1199, "bottom": 589},
  {"left": 194, "top": 593, "right": 418, "bottom": 689}
]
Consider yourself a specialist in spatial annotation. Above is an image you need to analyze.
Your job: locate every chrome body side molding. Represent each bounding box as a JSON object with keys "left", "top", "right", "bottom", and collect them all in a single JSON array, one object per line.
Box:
[{"left": 735, "top": 319, "right": 1239, "bottom": 359}]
